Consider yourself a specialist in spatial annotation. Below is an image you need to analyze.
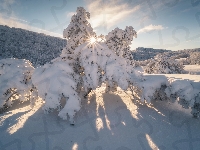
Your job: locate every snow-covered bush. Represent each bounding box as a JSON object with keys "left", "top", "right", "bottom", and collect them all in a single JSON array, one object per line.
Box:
[
  {"left": 0, "top": 58, "right": 37, "bottom": 112},
  {"left": 32, "top": 62, "right": 81, "bottom": 124},
  {"left": 144, "top": 54, "right": 185, "bottom": 74},
  {"left": 137, "top": 75, "right": 200, "bottom": 118},
  {"left": 105, "top": 27, "right": 137, "bottom": 60},
  {"left": 134, "top": 75, "right": 169, "bottom": 103},
  {"left": 166, "top": 78, "right": 200, "bottom": 118}
]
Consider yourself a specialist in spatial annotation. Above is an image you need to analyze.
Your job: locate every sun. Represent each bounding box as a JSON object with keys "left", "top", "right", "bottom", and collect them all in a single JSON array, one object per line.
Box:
[{"left": 89, "top": 37, "right": 96, "bottom": 44}]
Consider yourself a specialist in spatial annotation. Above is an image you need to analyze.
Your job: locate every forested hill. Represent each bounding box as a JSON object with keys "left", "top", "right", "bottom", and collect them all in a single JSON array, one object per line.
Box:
[
  {"left": 0, "top": 25, "right": 67, "bottom": 67},
  {"left": 132, "top": 47, "right": 172, "bottom": 61}
]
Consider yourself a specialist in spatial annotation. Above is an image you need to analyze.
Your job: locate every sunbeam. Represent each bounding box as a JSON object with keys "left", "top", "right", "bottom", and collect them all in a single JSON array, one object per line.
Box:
[
  {"left": 115, "top": 87, "right": 139, "bottom": 120},
  {"left": 0, "top": 98, "right": 43, "bottom": 134}
]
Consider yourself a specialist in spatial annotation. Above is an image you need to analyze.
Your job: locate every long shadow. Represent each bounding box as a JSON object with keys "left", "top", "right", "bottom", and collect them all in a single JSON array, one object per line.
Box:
[
  {"left": 80, "top": 86, "right": 200, "bottom": 150},
  {"left": 1, "top": 86, "right": 200, "bottom": 150},
  {"left": 78, "top": 90, "right": 165, "bottom": 150}
]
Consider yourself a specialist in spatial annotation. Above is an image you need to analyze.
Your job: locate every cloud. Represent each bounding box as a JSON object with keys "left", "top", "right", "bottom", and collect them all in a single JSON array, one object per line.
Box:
[
  {"left": 86, "top": 0, "right": 140, "bottom": 29},
  {"left": 0, "top": 0, "right": 15, "bottom": 16},
  {"left": 1, "top": 0, "right": 15, "bottom": 9},
  {"left": 0, "top": 14, "right": 62, "bottom": 38},
  {"left": 0, "top": 0, "right": 62, "bottom": 38},
  {"left": 138, "top": 24, "right": 165, "bottom": 34}
]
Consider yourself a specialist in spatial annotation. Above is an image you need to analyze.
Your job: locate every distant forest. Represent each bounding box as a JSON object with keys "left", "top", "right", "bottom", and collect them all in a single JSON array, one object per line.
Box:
[{"left": 0, "top": 25, "right": 66, "bottom": 67}]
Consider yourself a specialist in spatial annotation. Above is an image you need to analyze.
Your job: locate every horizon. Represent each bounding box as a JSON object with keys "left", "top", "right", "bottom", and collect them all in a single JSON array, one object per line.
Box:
[{"left": 0, "top": 0, "right": 199, "bottom": 51}]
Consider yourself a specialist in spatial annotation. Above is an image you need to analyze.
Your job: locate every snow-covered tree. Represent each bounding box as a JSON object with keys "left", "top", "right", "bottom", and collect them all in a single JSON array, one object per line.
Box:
[
  {"left": 144, "top": 54, "right": 185, "bottom": 74},
  {"left": 105, "top": 27, "right": 137, "bottom": 61},
  {"left": 0, "top": 58, "right": 37, "bottom": 112},
  {"left": 188, "top": 52, "right": 200, "bottom": 65},
  {"left": 32, "top": 7, "right": 141, "bottom": 123},
  {"left": 59, "top": 7, "right": 96, "bottom": 63}
]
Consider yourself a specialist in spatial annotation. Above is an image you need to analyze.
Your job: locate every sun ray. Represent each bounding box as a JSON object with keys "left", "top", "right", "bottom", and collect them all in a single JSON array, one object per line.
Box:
[{"left": 89, "top": 37, "right": 96, "bottom": 44}]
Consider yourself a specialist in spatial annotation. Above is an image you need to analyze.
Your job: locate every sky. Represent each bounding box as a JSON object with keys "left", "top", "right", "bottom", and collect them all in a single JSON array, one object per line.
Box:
[{"left": 0, "top": 0, "right": 199, "bottom": 51}]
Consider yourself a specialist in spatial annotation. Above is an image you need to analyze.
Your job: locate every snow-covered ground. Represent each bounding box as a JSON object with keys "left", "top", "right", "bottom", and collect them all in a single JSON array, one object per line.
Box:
[
  {"left": 184, "top": 65, "right": 200, "bottom": 75},
  {"left": 0, "top": 65, "right": 200, "bottom": 150}
]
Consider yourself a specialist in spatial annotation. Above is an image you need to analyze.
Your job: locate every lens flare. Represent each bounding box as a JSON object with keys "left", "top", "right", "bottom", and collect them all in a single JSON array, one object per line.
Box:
[{"left": 89, "top": 37, "right": 96, "bottom": 44}]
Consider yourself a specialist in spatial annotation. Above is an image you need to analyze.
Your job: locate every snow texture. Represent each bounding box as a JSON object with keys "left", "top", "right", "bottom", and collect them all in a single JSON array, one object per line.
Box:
[
  {"left": 32, "top": 62, "right": 81, "bottom": 124},
  {"left": 0, "top": 58, "right": 36, "bottom": 111},
  {"left": 138, "top": 74, "right": 200, "bottom": 118}
]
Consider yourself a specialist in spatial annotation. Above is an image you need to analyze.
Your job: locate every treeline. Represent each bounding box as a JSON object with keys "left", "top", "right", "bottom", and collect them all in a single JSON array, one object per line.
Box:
[{"left": 132, "top": 47, "right": 200, "bottom": 65}]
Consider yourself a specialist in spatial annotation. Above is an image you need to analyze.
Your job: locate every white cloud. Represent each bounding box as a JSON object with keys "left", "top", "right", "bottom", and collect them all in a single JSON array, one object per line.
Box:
[
  {"left": 86, "top": 0, "right": 140, "bottom": 29},
  {"left": 138, "top": 24, "right": 165, "bottom": 34},
  {"left": 0, "top": 14, "right": 62, "bottom": 38},
  {"left": 0, "top": 0, "right": 62, "bottom": 38}
]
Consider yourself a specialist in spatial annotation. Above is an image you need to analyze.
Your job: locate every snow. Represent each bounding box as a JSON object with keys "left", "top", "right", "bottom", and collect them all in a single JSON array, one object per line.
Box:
[
  {"left": 184, "top": 65, "right": 200, "bottom": 75},
  {"left": 139, "top": 74, "right": 168, "bottom": 103},
  {"left": 0, "top": 61, "right": 200, "bottom": 149},
  {"left": 0, "top": 68, "right": 200, "bottom": 149},
  {"left": 32, "top": 62, "right": 81, "bottom": 123},
  {"left": 0, "top": 58, "right": 36, "bottom": 109}
]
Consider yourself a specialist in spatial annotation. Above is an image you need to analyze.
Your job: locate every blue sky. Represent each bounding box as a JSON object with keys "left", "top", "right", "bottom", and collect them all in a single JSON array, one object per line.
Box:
[{"left": 0, "top": 0, "right": 199, "bottom": 51}]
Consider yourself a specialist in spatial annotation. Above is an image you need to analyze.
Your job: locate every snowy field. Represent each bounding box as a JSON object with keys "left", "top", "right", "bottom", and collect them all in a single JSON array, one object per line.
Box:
[
  {"left": 184, "top": 65, "right": 200, "bottom": 75},
  {"left": 0, "top": 65, "right": 200, "bottom": 150}
]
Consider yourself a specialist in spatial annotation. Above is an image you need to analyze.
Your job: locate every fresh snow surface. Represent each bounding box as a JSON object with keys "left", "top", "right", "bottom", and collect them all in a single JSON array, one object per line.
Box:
[
  {"left": 0, "top": 65, "right": 200, "bottom": 149},
  {"left": 184, "top": 65, "right": 200, "bottom": 75},
  {"left": 32, "top": 62, "right": 81, "bottom": 123}
]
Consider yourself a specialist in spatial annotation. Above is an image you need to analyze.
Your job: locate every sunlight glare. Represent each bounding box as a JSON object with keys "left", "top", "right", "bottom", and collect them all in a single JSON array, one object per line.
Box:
[
  {"left": 5, "top": 98, "right": 43, "bottom": 134},
  {"left": 72, "top": 143, "right": 79, "bottom": 150},
  {"left": 95, "top": 85, "right": 111, "bottom": 130},
  {"left": 146, "top": 134, "right": 159, "bottom": 149},
  {"left": 89, "top": 37, "right": 96, "bottom": 44},
  {"left": 96, "top": 117, "right": 104, "bottom": 131},
  {"left": 115, "top": 87, "right": 139, "bottom": 120}
]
